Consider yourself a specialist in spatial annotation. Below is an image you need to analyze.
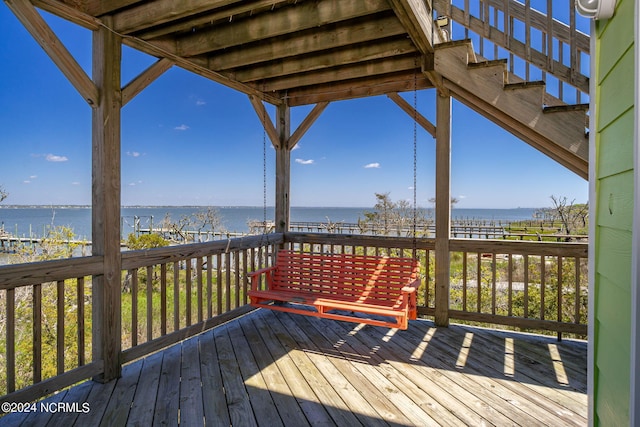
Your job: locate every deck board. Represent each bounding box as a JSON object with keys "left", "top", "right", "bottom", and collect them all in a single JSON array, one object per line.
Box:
[{"left": 0, "top": 308, "right": 588, "bottom": 426}]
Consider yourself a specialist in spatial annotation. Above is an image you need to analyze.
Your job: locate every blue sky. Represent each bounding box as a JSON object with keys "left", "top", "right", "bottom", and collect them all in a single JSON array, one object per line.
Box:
[{"left": 0, "top": 3, "right": 589, "bottom": 209}]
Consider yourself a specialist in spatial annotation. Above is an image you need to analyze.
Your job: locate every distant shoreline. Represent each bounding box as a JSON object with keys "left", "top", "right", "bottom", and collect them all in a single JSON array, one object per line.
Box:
[{"left": 0, "top": 204, "right": 543, "bottom": 210}]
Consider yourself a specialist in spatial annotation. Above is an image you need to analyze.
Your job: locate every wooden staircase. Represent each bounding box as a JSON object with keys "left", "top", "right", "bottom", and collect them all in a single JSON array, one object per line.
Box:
[{"left": 434, "top": 39, "right": 588, "bottom": 179}]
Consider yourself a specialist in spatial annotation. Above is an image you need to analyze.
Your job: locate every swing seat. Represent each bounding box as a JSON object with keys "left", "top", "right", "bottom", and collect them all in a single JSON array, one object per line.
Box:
[{"left": 248, "top": 250, "right": 421, "bottom": 329}]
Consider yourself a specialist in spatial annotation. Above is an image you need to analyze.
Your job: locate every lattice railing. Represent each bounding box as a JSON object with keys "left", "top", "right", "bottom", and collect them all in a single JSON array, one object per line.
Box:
[{"left": 433, "top": 0, "right": 590, "bottom": 105}]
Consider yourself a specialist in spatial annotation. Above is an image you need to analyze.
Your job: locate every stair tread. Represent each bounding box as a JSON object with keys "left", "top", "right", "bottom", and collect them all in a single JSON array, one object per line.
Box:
[
  {"left": 543, "top": 103, "right": 590, "bottom": 113},
  {"left": 504, "top": 81, "right": 546, "bottom": 90},
  {"left": 468, "top": 59, "right": 508, "bottom": 69}
]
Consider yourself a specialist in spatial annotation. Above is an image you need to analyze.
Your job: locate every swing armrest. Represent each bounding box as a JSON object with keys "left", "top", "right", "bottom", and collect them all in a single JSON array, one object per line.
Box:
[
  {"left": 401, "top": 278, "right": 420, "bottom": 293},
  {"left": 249, "top": 265, "right": 277, "bottom": 291}
]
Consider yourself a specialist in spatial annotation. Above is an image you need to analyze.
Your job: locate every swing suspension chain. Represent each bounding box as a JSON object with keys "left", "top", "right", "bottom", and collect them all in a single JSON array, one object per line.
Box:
[
  {"left": 412, "top": 57, "right": 418, "bottom": 254},
  {"left": 261, "top": 90, "right": 268, "bottom": 232}
]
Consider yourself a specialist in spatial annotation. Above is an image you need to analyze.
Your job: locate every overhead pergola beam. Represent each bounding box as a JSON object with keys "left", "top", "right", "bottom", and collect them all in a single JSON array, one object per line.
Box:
[
  {"left": 387, "top": 92, "right": 436, "bottom": 138},
  {"left": 5, "top": 0, "right": 99, "bottom": 106}
]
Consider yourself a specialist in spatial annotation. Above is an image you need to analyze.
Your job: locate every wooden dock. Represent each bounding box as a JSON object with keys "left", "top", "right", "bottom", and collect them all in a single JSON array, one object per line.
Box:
[{"left": 0, "top": 308, "right": 587, "bottom": 426}]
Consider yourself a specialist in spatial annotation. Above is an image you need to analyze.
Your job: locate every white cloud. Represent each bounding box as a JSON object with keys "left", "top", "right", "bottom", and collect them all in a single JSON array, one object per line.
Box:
[
  {"left": 196, "top": 99, "right": 206, "bottom": 106},
  {"left": 174, "top": 124, "right": 190, "bottom": 131},
  {"left": 30, "top": 175, "right": 38, "bottom": 179},
  {"left": 71, "top": 182, "right": 80, "bottom": 186},
  {"left": 46, "top": 154, "right": 69, "bottom": 162},
  {"left": 127, "top": 151, "right": 142, "bottom": 157},
  {"left": 295, "top": 158, "right": 314, "bottom": 165},
  {"left": 364, "top": 162, "right": 380, "bottom": 169},
  {"left": 23, "top": 180, "right": 31, "bottom": 184}
]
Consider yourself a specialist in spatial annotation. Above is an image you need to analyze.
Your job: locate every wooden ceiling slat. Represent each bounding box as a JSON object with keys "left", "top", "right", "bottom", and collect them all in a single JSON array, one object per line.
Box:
[
  {"left": 176, "top": 0, "right": 391, "bottom": 57},
  {"left": 285, "top": 73, "right": 433, "bottom": 106},
  {"left": 233, "top": 38, "right": 416, "bottom": 83},
  {"left": 136, "top": 0, "right": 294, "bottom": 40},
  {"left": 262, "top": 56, "right": 419, "bottom": 93},
  {"left": 207, "top": 14, "right": 406, "bottom": 71},
  {"left": 112, "top": 0, "right": 238, "bottom": 34}
]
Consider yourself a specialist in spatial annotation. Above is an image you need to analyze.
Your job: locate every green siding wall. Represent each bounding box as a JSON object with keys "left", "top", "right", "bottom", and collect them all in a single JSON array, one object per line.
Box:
[{"left": 593, "top": 0, "right": 635, "bottom": 424}]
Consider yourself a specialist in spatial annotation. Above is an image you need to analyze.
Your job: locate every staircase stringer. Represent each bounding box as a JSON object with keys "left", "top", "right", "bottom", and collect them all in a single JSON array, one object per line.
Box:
[
  {"left": 433, "top": 40, "right": 588, "bottom": 179},
  {"left": 443, "top": 79, "right": 588, "bottom": 179}
]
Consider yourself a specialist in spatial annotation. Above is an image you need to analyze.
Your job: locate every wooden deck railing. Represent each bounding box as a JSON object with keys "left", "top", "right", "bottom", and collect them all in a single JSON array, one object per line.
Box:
[
  {"left": 0, "top": 234, "right": 282, "bottom": 405},
  {"left": 0, "top": 257, "right": 104, "bottom": 403},
  {"left": 433, "top": 0, "right": 589, "bottom": 104},
  {"left": 119, "top": 234, "right": 281, "bottom": 363},
  {"left": 0, "top": 231, "right": 586, "bottom": 404},
  {"left": 284, "top": 232, "right": 588, "bottom": 336}
]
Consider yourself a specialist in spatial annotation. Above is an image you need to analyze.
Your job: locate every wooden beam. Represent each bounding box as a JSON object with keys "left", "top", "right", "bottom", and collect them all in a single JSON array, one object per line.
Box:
[
  {"left": 232, "top": 38, "right": 416, "bottom": 83},
  {"left": 91, "top": 15, "right": 122, "bottom": 382},
  {"left": 5, "top": 0, "right": 99, "bottom": 106},
  {"left": 248, "top": 95, "right": 280, "bottom": 149},
  {"left": 262, "top": 56, "right": 418, "bottom": 93},
  {"left": 32, "top": 0, "right": 101, "bottom": 30},
  {"left": 387, "top": 0, "right": 435, "bottom": 54},
  {"left": 288, "top": 102, "right": 330, "bottom": 149},
  {"left": 122, "top": 58, "right": 173, "bottom": 106},
  {"left": 387, "top": 92, "right": 436, "bottom": 138},
  {"left": 207, "top": 13, "right": 406, "bottom": 71},
  {"left": 81, "top": 0, "right": 142, "bottom": 16},
  {"left": 434, "top": 92, "right": 451, "bottom": 327},
  {"left": 443, "top": 79, "right": 588, "bottom": 179},
  {"left": 112, "top": 0, "right": 238, "bottom": 34},
  {"left": 175, "top": 0, "right": 391, "bottom": 57},
  {"left": 275, "top": 105, "right": 291, "bottom": 233},
  {"left": 137, "top": 0, "right": 296, "bottom": 40},
  {"left": 121, "top": 36, "right": 282, "bottom": 105},
  {"left": 286, "top": 72, "right": 433, "bottom": 106}
]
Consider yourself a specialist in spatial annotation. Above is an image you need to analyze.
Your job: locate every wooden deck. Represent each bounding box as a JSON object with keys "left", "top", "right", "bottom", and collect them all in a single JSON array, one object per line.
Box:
[{"left": 1, "top": 308, "right": 587, "bottom": 426}]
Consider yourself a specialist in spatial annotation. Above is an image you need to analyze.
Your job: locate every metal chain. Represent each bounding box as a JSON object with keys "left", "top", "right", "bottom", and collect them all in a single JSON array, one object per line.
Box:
[
  {"left": 412, "top": 56, "right": 418, "bottom": 256},
  {"left": 262, "top": 85, "right": 268, "bottom": 233}
]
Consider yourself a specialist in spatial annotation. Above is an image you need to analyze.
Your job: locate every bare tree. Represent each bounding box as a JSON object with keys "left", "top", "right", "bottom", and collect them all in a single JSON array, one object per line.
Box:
[
  {"left": 549, "top": 195, "right": 589, "bottom": 240},
  {"left": 0, "top": 186, "right": 7, "bottom": 204},
  {"left": 193, "top": 207, "right": 226, "bottom": 239}
]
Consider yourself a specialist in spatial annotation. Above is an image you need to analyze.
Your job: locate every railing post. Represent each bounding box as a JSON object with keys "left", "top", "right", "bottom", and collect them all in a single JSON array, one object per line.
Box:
[
  {"left": 92, "top": 15, "right": 122, "bottom": 382},
  {"left": 435, "top": 91, "right": 451, "bottom": 327}
]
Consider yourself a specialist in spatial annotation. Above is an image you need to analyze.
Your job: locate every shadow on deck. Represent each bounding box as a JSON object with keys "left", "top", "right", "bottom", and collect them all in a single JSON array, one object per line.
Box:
[{"left": 1, "top": 308, "right": 587, "bottom": 426}]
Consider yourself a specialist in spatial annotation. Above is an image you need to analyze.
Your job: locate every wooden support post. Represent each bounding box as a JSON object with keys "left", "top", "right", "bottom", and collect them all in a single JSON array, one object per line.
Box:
[
  {"left": 434, "top": 92, "right": 451, "bottom": 327},
  {"left": 275, "top": 104, "right": 291, "bottom": 233},
  {"left": 92, "top": 16, "right": 122, "bottom": 382}
]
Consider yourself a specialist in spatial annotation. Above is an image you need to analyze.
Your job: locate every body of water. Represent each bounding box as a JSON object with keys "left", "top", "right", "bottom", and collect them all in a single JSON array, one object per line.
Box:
[{"left": 0, "top": 206, "right": 540, "bottom": 240}]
